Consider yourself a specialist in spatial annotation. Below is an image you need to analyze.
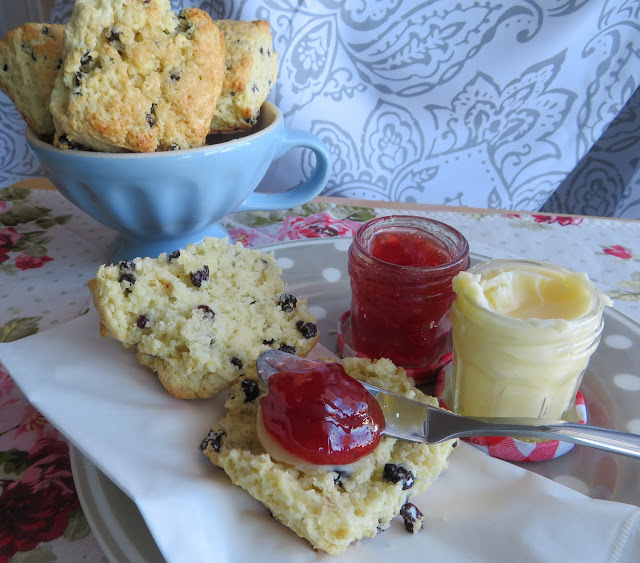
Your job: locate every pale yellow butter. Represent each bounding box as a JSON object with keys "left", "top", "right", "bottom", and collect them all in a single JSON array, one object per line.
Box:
[
  {"left": 450, "top": 260, "right": 610, "bottom": 419},
  {"left": 256, "top": 405, "right": 374, "bottom": 473}
]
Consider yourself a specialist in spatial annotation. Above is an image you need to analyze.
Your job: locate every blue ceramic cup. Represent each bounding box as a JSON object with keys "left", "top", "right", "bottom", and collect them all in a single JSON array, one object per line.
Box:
[{"left": 26, "top": 102, "right": 331, "bottom": 262}]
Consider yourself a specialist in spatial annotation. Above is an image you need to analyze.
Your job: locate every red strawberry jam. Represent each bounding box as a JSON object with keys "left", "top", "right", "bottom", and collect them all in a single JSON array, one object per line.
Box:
[
  {"left": 369, "top": 230, "right": 451, "bottom": 267},
  {"left": 260, "top": 363, "right": 385, "bottom": 466},
  {"left": 348, "top": 216, "right": 470, "bottom": 382}
]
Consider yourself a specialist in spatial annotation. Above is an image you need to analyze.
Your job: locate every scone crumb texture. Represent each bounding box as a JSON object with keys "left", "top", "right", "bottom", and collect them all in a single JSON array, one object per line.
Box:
[{"left": 88, "top": 236, "right": 318, "bottom": 398}]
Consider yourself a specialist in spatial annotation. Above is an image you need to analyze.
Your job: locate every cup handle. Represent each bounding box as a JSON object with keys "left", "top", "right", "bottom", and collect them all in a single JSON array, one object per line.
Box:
[{"left": 234, "top": 129, "right": 331, "bottom": 213}]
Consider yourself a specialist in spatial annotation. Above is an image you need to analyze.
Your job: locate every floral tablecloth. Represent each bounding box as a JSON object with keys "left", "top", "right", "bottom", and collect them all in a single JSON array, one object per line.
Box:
[{"left": 1, "top": 185, "right": 640, "bottom": 562}]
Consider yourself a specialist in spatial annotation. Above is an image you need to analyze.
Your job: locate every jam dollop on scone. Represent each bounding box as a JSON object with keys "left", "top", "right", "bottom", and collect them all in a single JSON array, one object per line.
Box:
[
  {"left": 259, "top": 361, "right": 386, "bottom": 466},
  {"left": 201, "top": 357, "right": 455, "bottom": 554},
  {"left": 49, "top": 0, "right": 225, "bottom": 152},
  {"left": 88, "top": 237, "right": 318, "bottom": 398}
]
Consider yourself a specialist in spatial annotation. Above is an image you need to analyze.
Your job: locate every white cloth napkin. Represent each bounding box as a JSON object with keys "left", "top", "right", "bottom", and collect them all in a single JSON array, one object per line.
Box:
[{"left": 1, "top": 309, "right": 639, "bottom": 563}]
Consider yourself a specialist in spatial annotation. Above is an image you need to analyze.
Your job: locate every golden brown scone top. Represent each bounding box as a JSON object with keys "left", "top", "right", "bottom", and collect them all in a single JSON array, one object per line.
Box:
[{"left": 49, "top": 0, "right": 225, "bottom": 152}]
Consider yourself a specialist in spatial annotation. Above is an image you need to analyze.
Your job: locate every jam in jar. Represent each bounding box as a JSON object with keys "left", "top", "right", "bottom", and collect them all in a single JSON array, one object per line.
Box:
[{"left": 348, "top": 215, "right": 470, "bottom": 383}]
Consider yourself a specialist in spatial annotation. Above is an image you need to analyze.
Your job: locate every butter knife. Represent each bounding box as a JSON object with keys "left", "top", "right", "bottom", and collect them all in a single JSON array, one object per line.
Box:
[{"left": 256, "top": 350, "right": 640, "bottom": 460}]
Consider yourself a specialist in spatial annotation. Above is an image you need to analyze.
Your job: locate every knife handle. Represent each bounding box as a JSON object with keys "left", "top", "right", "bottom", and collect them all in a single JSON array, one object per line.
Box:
[{"left": 436, "top": 411, "right": 640, "bottom": 460}]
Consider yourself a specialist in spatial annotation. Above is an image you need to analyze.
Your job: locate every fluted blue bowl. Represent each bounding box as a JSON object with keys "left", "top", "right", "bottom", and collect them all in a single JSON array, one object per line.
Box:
[{"left": 26, "top": 102, "right": 331, "bottom": 262}]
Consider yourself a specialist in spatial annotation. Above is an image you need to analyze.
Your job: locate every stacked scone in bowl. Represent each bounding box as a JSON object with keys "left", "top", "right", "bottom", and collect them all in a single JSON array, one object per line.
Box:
[
  {"left": 1, "top": 0, "right": 308, "bottom": 263},
  {"left": 0, "top": 0, "right": 278, "bottom": 151}
]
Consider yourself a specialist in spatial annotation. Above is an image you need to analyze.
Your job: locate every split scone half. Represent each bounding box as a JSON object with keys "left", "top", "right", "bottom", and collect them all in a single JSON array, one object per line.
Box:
[
  {"left": 88, "top": 237, "right": 318, "bottom": 399},
  {"left": 0, "top": 23, "right": 65, "bottom": 136},
  {"left": 50, "top": 0, "right": 225, "bottom": 152},
  {"left": 201, "top": 357, "right": 455, "bottom": 555}
]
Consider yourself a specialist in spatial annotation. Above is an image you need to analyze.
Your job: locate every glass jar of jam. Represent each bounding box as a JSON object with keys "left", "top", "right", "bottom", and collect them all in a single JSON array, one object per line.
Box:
[
  {"left": 450, "top": 259, "right": 611, "bottom": 420},
  {"left": 347, "top": 215, "right": 470, "bottom": 383}
]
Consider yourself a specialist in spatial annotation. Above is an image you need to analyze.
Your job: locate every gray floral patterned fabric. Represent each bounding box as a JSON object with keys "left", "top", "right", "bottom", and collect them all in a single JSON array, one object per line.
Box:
[{"left": 1, "top": 0, "right": 639, "bottom": 218}]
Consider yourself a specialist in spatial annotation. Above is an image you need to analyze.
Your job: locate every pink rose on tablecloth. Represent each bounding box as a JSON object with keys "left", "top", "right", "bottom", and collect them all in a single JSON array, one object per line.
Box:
[
  {"left": 531, "top": 214, "right": 583, "bottom": 226},
  {"left": 276, "top": 212, "right": 362, "bottom": 240},
  {"left": 229, "top": 227, "right": 276, "bottom": 248},
  {"left": 0, "top": 370, "right": 60, "bottom": 458},
  {"left": 0, "top": 227, "right": 22, "bottom": 256},
  {"left": 0, "top": 395, "right": 21, "bottom": 434},
  {"left": 0, "top": 438, "right": 78, "bottom": 561},
  {"left": 0, "top": 400, "right": 55, "bottom": 452},
  {"left": 0, "top": 369, "right": 14, "bottom": 402},
  {"left": 14, "top": 254, "right": 54, "bottom": 270},
  {"left": 20, "top": 438, "right": 76, "bottom": 490},
  {"left": 14, "top": 405, "right": 52, "bottom": 441},
  {"left": 603, "top": 245, "right": 633, "bottom": 259}
]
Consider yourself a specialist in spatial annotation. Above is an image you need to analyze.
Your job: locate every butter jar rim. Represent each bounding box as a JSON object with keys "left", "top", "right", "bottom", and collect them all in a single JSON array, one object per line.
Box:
[{"left": 455, "top": 258, "right": 610, "bottom": 328}]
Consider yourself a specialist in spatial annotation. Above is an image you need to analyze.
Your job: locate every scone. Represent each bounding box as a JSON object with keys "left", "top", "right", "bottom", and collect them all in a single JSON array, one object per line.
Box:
[
  {"left": 209, "top": 20, "right": 278, "bottom": 134},
  {"left": 88, "top": 237, "right": 318, "bottom": 399},
  {"left": 201, "top": 357, "right": 454, "bottom": 554},
  {"left": 50, "top": 0, "right": 225, "bottom": 152},
  {"left": 0, "top": 23, "right": 65, "bottom": 136}
]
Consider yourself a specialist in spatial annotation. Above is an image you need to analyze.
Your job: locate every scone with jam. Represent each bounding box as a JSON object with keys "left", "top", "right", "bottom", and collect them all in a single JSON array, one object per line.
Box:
[
  {"left": 209, "top": 20, "right": 278, "bottom": 134},
  {"left": 201, "top": 357, "right": 454, "bottom": 554},
  {"left": 50, "top": 0, "right": 225, "bottom": 152},
  {"left": 88, "top": 237, "right": 318, "bottom": 399},
  {"left": 0, "top": 23, "right": 65, "bottom": 136}
]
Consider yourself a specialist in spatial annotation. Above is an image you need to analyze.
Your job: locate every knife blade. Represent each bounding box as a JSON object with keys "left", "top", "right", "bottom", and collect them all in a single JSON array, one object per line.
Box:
[{"left": 256, "top": 349, "right": 640, "bottom": 459}]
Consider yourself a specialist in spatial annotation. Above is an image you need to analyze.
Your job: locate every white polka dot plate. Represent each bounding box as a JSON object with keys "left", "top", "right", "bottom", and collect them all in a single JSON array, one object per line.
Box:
[{"left": 61, "top": 238, "right": 640, "bottom": 562}]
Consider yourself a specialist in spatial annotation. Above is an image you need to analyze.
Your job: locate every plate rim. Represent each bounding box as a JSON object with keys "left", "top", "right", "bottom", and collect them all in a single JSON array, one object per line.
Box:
[{"left": 70, "top": 445, "right": 165, "bottom": 563}]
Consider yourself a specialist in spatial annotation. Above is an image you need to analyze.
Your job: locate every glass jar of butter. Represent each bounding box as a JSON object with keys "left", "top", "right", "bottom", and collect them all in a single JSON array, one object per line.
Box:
[{"left": 449, "top": 259, "right": 611, "bottom": 420}]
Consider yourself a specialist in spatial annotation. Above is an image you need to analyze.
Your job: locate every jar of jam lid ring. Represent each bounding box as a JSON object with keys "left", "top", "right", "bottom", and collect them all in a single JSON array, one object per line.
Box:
[
  {"left": 347, "top": 215, "right": 470, "bottom": 383},
  {"left": 450, "top": 259, "right": 611, "bottom": 420}
]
